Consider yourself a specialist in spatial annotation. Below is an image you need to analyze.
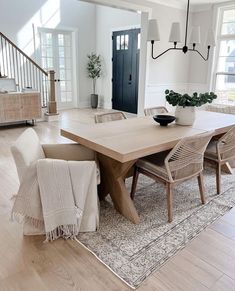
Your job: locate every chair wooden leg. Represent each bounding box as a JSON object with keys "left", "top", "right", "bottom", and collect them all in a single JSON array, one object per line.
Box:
[
  {"left": 166, "top": 183, "right": 173, "bottom": 223},
  {"left": 130, "top": 167, "right": 139, "bottom": 200},
  {"left": 221, "top": 162, "right": 233, "bottom": 174},
  {"left": 216, "top": 163, "right": 222, "bottom": 194},
  {"left": 197, "top": 172, "right": 205, "bottom": 204}
]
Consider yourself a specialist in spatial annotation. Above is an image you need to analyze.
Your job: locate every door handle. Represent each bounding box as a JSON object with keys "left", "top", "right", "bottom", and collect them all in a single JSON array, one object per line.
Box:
[{"left": 128, "top": 74, "right": 132, "bottom": 84}]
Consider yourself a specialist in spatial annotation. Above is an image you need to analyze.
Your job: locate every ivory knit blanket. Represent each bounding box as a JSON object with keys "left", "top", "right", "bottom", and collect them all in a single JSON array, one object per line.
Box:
[{"left": 12, "top": 159, "right": 99, "bottom": 241}]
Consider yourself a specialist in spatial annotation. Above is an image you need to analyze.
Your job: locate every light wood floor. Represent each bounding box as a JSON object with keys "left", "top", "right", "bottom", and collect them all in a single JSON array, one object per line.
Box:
[{"left": 0, "top": 108, "right": 235, "bottom": 291}]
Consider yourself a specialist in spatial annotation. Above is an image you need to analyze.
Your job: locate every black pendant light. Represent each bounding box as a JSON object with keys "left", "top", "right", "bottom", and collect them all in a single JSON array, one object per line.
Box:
[{"left": 147, "top": 0, "right": 215, "bottom": 61}]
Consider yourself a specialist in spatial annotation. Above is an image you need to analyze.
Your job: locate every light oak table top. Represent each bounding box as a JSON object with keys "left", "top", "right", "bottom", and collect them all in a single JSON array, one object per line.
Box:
[
  {"left": 61, "top": 110, "right": 235, "bottom": 163},
  {"left": 193, "top": 110, "right": 235, "bottom": 134}
]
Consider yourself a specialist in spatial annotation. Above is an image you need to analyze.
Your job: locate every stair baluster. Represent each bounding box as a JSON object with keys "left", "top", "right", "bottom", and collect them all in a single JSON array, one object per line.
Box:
[{"left": 0, "top": 31, "right": 55, "bottom": 110}]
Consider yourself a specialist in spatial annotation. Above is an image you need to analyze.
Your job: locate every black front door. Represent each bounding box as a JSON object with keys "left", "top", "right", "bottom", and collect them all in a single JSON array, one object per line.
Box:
[{"left": 112, "top": 28, "right": 140, "bottom": 114}]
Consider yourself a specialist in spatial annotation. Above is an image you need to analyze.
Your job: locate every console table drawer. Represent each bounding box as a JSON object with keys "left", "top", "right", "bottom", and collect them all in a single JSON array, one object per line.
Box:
[
  {"left": 1, "top": 95, "right": 21, "bottom": 121},
  {"left": 21, "top": 93, "right": 41, "bottom": 119},
  {"left": 0, "top": 92, "right": 41, "bottom": 124}
]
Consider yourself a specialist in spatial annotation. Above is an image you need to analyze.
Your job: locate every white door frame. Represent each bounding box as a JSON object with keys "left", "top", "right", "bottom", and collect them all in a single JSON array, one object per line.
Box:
[{"left": 38, "top": 27, "right": 78, "bottom": 110}]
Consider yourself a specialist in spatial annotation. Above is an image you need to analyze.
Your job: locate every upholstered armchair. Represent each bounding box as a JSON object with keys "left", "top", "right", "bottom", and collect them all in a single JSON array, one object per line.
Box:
[{"left": 11, "top": 128, "right": 99, "bottom": 235}]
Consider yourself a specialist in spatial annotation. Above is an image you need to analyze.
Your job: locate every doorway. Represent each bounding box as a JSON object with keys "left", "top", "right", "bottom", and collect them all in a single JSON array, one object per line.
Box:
[
  {"left": 39, "top": 28, "right": 74, "bottom": 109},
  {"left": 112, "top": 28, "right": 140, "bottom": 114}
]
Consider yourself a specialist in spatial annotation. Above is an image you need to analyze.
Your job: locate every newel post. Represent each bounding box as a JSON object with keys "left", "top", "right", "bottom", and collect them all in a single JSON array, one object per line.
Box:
[
  {"left": 48, "top": 70, "right": 57, "bottom": 114},
  {"left": 45, "top": 70, "right": 59, "bottom": 121}
]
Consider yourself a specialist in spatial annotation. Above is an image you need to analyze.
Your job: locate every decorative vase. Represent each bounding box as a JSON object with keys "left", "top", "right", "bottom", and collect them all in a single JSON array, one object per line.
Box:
[
  {"left": 175, "top": 106, "right": 196, "bottom": 126},
  {"left": 91, "top": 94, "right": 98, "bottom": 109}
]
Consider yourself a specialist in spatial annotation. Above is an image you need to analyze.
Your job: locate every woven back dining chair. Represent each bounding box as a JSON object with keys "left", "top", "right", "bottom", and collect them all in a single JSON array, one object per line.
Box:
[
  {"left": 94, "top": 111, "right": 127, "bottom": 123},
  {"left": 205, "top": 126, "right": 235, "bottom": 194},
  {"left": 144, "top": 106, "right": 168, "bottom": 116},
  {"left": 131, "top": 131, "right": 214, "bottom": 222}
]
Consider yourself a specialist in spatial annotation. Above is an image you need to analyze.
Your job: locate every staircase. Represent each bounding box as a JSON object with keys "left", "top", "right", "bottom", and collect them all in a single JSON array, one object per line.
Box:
[{"left": 0, "top": 32, "right": 56, "bottom": 110}]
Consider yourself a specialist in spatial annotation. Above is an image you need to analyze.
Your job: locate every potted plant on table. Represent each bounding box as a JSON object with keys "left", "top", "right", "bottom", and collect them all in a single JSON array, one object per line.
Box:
[
  {"left": 87, "top": 53, "right": 102, "bottom": 109},
  {"left": 165, "top": 90, "right": 217, "bottom": 125}
]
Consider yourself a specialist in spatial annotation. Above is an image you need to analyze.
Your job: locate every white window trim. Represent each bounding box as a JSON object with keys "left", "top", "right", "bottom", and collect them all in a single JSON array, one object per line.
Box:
[{"left": 212, "top": 4, "right": 235, "bottom": 105}]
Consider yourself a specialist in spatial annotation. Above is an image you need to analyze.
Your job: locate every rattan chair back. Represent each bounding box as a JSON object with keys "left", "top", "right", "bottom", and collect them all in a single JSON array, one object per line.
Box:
[
  {"left": 94, "top": 111, "right": 127, "bottom": 123},
  {"left": 165, "top": 131, "right": 214, "bottom": 182},
  {"left": 217, "top": 126, "right": 235, "bottom": 162},
  {"left": 144, "top": 106, "right": 168, "bottom": 116}
]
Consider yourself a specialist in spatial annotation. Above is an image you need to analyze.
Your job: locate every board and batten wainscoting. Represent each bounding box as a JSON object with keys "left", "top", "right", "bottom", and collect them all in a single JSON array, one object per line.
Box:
[{"left": 145, "top": 83, "right": 208, "bottom": 110}]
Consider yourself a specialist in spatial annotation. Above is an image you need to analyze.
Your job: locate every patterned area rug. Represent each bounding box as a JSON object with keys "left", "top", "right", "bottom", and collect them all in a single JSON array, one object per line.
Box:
[{"left": 77, "top": 168, "right": 235, "bottom": 289}]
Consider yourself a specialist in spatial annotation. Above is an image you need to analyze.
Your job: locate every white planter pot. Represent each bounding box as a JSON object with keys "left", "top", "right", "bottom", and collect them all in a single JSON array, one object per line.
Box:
[{"left": 175, "top": 106, "right": 196, "bottom": 126}]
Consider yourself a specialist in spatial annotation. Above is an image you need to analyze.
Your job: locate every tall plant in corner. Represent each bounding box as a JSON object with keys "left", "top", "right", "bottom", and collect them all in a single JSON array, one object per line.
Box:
[{"left": 87, "top": 53, "right": 102, "bottom": 108}]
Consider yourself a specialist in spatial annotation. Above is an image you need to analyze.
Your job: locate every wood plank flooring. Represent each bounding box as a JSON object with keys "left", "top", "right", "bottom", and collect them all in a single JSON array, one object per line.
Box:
[{"left": 0, "top": 108, "right": 235, "bottom": 291}]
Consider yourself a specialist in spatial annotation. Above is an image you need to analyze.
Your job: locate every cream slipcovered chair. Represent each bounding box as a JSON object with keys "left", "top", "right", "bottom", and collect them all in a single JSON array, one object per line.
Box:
[
  {"left": 131, "top": 132, "right": 214, "bottom": 222},
  {"left": 144, "top": 106, "right": 168, "bottom": 116},
  {"left": 204, "top": 126, "right": 235, "bottom": 194},
  {"left": 94, "top": 111, "right": 127, "bottom": 123},
  {"left": 11, "top": 128, "right": 98, "bottom": 235}
]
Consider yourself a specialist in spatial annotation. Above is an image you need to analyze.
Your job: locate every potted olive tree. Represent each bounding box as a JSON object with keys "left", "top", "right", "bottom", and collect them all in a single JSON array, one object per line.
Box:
[
  {"left": 87, "top": 53, "right": 102, "bottom": 108},
  {"left": 165, "top": 90, "right": 217, "bottom": 125}
]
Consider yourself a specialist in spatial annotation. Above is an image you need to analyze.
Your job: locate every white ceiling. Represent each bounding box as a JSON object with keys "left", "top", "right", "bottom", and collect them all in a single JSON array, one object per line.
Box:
[
  {"left": 150, "top": 0, "right": 228, "bottom": 4},
  {"left": 145, "top": 0, "right": 230, "bottom": 11},
  {"left": 174, "top": 0, "right": 228, "bottom": 3}
]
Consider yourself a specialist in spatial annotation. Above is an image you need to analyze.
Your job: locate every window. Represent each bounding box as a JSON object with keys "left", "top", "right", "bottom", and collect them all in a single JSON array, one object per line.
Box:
[
  {"left": 39, "top": 29, "right": 74, "bottom": 106},
  {"left": 116, "top": 34, "right": 129, "bottom": 51},
  {"left": 214, "top": 7, "right": 235, "bottom": 104}
]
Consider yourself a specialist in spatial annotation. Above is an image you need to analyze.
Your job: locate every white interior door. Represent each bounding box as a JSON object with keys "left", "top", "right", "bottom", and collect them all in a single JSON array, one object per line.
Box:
[{"left": 39, "top": 28, "right": 74, "bottom": 109}]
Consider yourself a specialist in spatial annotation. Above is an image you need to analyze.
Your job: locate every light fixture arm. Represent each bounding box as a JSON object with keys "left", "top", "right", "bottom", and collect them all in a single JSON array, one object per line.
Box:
[
  {"left": 151, "top": 42, "right": 211, "bottom": 61},
  {"left": 151, "top": 41, "right": 181, "bottom": 60},
  {"left": 189, "top": 45, "right": 211, "bottom": 61}
]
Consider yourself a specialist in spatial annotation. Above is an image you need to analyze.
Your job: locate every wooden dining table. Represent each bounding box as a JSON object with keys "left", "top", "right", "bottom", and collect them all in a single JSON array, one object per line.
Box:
[{"left": 61, "top": 110, "right": 235, "bottom": 224}]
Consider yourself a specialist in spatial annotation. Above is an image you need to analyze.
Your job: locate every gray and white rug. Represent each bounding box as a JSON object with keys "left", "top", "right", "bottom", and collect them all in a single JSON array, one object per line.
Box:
[{"left": 77, "top": 168, "right": 235, "bottom": 289}]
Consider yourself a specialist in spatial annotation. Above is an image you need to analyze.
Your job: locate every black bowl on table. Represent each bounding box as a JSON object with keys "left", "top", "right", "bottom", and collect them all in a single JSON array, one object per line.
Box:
[{"left": 153, "top": 115, "right": 176, "bottom": 126}]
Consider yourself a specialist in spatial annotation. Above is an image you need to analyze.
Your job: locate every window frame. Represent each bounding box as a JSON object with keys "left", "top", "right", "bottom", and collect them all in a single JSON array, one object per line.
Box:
[{"left": 212, "top": 5, "right": 235, "bottom": 104}]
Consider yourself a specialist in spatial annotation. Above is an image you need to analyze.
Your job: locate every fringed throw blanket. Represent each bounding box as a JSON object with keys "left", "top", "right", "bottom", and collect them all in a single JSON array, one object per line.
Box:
[{"left": 12, "top": 159, "right": 99, "bottom": 241}]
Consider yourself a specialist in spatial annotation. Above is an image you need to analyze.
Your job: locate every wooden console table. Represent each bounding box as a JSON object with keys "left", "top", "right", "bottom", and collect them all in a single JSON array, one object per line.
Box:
[{"left": 0, "top": 91, "right": 41, "bottom": 125}]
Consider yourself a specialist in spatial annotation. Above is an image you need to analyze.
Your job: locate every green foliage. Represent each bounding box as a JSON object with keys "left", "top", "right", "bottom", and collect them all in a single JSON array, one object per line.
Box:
[
  {"left": 87, "top": 53, "right": 102, "bottom": 94},
  {"left": 165, "top": 89, "right": 217, "bottom": 107},
  {"left": 87, "top": 53, "right": 101, "bottom": 79}
]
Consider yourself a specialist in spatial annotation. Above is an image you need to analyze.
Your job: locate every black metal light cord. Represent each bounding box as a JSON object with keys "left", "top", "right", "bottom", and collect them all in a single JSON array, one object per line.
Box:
[{"left": 184, "top": 0, "right": 190, "bottom": 47}]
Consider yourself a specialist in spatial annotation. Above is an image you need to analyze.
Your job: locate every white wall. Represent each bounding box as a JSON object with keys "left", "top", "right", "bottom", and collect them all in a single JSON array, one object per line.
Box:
[
  {"left": 0, "top": 0, "right": 217, "bottom": 111},
  {"left": 0, "top": 0, "right": 96, "bottom": 108},
  {"left": 145, "top": 3, "right": 192, "bottom": 108},
  {"left": 95, "top": 5, "right": 141, "bottom": 108},
  {"left": 91, "top": 1, "right": 215, "bottom": 110},
  {"left": 59, "top": 1, "right": 97, "bottom": 108},
  {"left": 188, "top": 8, "right": 214, "bottom": 91},
  {"left": 95, "top": 2, "right": 197, "bottom": 110}
]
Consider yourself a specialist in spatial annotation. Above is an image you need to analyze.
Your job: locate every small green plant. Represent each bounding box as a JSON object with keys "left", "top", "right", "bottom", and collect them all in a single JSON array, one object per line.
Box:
[
  {"left": 165, "top": 90, "right": 217, "bottom": 107},
  {"left": 87, "top": 53, "right": 102, "bottom": 95}
]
